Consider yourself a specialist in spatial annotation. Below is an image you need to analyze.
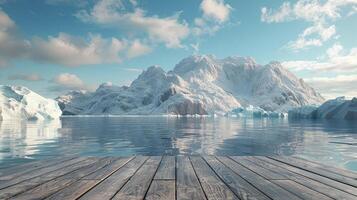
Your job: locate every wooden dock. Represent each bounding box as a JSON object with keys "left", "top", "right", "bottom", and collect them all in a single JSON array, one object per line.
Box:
[{"left": 0, "top": 156, "right": 357, "bottom": 200}]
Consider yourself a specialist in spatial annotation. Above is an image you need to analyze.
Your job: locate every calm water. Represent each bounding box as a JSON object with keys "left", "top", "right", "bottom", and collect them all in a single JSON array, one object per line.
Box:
[{"left": 0, "top": 116, "right": 357, "bottom": 171}]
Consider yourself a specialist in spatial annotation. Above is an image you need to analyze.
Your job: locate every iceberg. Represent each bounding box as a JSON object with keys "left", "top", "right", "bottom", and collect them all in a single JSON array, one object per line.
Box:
[
  {"left": 0, "top": 85, "right": 62, "bottom": 120},
  {"left": 226, "top": 105, "right": 287, "bottom": 118},
  {"left": 288, "top": 97, "right": 357, "bottom": 120}
]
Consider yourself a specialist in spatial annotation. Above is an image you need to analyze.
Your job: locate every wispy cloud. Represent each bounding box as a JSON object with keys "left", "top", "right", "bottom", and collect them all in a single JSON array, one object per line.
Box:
[
  {"left": 0, "top": 10, "right": 152, "bottom": 67},
  {"left": 261, "top": 0, "right": 357, "bottom": 50},
  {"left": 49, "top": 73, "right": 96, "bottom": 92},
  {"left": 8, "top": 73, "right": 43, "bottom": 81},
  {"left": 193, "top": 0, "right": 232, "bottom": 36},
  {"left": 75, "top": 0, "right": 189, "bottom": 48},
  {"left": 282, "top": 43, "right": 357, "bottom": 98}
]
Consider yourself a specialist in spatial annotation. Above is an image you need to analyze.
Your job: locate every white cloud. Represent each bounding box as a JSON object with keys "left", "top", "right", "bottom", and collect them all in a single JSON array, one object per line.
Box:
[
  {"left": 50, "top": 73, "right": 95, "bottom": 91},
  {"left": 30, "top": 33, "right": 126, "bottom": 66},
  {"left": 283, "top": 44, "right": 357, "bottom": 72},
  {"left": 193, "top": 0, "right": 232, "bottom": 36},
  {"left": 304, "top": 75, "right": 357, "bottom": 99},
  {"left": 200, "top": 0, "right": 232, "bottom": 23},
  {"left": 0, "top": 9, "right": 152, "bottom": 67},
  {"left": 0, "top": 10, "right": 29, "bottom": 67},
  {"left": 76, "top": 0, "right": 189, "bottom": 48},
  {"left": 282, "top": 43, "right": 357, "bottom": 98},
  {"left": 126, "top": 39, "right": 152, "bottom": 59},
  {"left": 261, "top": 0, "right": 357, "bottom": 50},
  {"left": 8, "top": 73, "right": 43, "bottom": 81}
]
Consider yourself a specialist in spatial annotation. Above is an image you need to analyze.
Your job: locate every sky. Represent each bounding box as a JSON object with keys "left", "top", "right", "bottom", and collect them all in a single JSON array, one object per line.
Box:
[{"left": 0, "top": 0, "right": 356, "bottom": 99}]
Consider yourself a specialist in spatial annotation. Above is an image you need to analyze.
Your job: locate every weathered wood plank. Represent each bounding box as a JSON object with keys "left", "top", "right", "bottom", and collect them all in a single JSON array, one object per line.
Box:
[
  {"left": 9, "top": 157, "right": 113, "bottom": 200},
  {"left": 112, "top": 156, "right": 162, "bottom": 200},
  {"left": 217, "top": 156, "right": 302, "bottom": 200},
  {"left": 0, "top": 157, "right": 99, "bottom": 199},
  {"left": 292, "top": 156, "right": 357, "bottom": 179},
  {"left": 154, "top": 156, "right": 175, "bottom": 180},
  {"left": 80, "top": 157, "right": 134, "bottom": 180},
  {"left": 231, "top": 156, "right": 287, "bottom": 180},
  {"left": 145, "top": 156, "right": 176, "bottom": 200},
  {"left": 45, "top": 180, "right": 98, "bottom": 200},
  {"left": 255, "top": 156, "right": 357, "bottom": 199},
  {"left": 190, "top": 156, "right": 239, "bottom": 200},
  {"left": 269, "top": 156, "right": 357, "bottom": 187},
  {"left": 145, "top": 180, "right": 175, "bottom": 200},
  {"left": 176, "top": 156, "right": 207, "bottom": 200},
  {"left": 0, "top": 156, "right": 76, "bottom": 180},
  {"left": 45, "top": 157, "right": 134, "bottom": 200},
  {"left": 233, "top": 156, "right": 333, "bottom": 200},
  {"left": 78, "top": 156, "right": 148, "bottom": 200},
  {"left": 0, "top": 157, "right": 89, "bottom": 190},
  {"left": 203, "top": 156, "right": 270, "bottom": 200},
  {"left": 271, "top": 179, "right": 333, "bottom": 200}
]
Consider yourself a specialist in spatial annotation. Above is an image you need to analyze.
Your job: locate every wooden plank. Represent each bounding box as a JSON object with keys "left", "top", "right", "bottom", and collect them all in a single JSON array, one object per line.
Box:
[
  {"left": 0, "top": 157, "right": 99, "bottom": 199},
  {"left": 269, "top": 156, "right": 357, "bottom": 187},
  {"left": 145, "top": 156, "right": 175, "bottom": 200},
  {"left": 292, "top": 156, "right": 357, "bottom": 179},
  {"left": 176, "top": 156, "right": 207, "bottom": 200},
  {"left": 78, "top": 156, "right": 148, "bottom": 200},
  {"left": 233, "top": 156, "right": 332, "bottom": 200},
  {"left": 145, "top": 180, "right": 175, "bottom": 200},
  {"left": 8, "top": 157, "right": 113, "bottom": 200},
  {"left": 45, "top": 157, "right": 134, "bottom": 200},
  {"left": 112, "top": 156, "right": 162, "bottom": 200},
  {"left": 231, "top": 156, "right": 287, "bottom": 180},
  {"left": 255, "top": 156, "right": 357, "bottom": 199},
  {"left": 0, "top": 157, "right": 89, "bottom": 189},
  {"left": 45, "top": 180, "right": 98, "bottom": 200},
  {"left": 190, "top": 156, "right": 239, "bottom": 200},
  {"left": 81, "top": 157, "right": 134, "bottom": 180},
  {"left": 154, "top": 156, "right": 175, "bottom": 180},
  {"left": 217, "top": 156, "right": 301, "bottom": 200},
  {"left": 203, "top": 156, "right": 270, "bottom": 200},
  {"left": 0, "top": 156, "right": 76, "bottom": 180},
  {"left": 271, "top": 180, "right": 333, "bottom": 200}
]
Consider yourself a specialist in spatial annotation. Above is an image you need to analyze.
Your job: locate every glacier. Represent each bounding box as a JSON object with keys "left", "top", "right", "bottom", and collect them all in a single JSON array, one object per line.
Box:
[
  {"left": 57, "top": 55, "right": 325, "bottom": 116},
  {"left": 0, "top": 85, "right": 62, "bottom": 120},
  {"left": 288, "top": 97, "right": 357, "bottom": 120}
]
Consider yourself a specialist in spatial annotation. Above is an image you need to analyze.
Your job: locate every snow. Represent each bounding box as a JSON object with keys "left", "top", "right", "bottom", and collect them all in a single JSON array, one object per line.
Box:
[
  {"left": 57, "top": 55, "right": 324, "bottom": 116},
  {"left": 0, "top": 85, "right": 62, "bottom": 120}
]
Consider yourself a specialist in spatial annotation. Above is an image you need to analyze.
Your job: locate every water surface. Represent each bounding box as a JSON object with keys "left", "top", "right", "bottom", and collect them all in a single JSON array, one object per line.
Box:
[{"left": 0, "top": 116, "right": 356, "bottom": 171}]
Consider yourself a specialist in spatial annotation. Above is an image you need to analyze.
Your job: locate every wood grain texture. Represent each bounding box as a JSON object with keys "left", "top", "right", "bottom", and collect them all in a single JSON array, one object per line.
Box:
[
  {"left": 203, "top": 156, "right": 270, "bottom": 200},
  {"left": 154, "top": 156, "right": 175, "bottom": 180},
  {"left": 0, "top": 157, "right": 99, "bottom": 199},
  {"left": 78, "top": 156, "right": 148, "bottom": 200},
  {"left": 145, "top": 180, "right": 175, "bottom": 200},
  {"left": 2, "top": 156, "right": 357, "bottom": 200},
  {"left": 112, "top": 156, "right": 162, "bottom": 200},
  {"left": 269, "top": 156, "right": 357, "bottom": 187},
  {"left": 217, "top": 156, "right": 301, "bottom": 200},
  {"left": 176, "top": 156, "right": 207, "bottom": 200},
  {"left": 255, "top": 156, "right": 357, "bottom": 199},
  {"left": 190, "top": 156, "right": 239, "bottom": 200}
]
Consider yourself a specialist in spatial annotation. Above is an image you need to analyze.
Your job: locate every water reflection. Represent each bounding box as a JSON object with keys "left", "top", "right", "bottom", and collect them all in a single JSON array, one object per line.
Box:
[{"left": 0, "top": 117, "right": 356, "bottom": 171}]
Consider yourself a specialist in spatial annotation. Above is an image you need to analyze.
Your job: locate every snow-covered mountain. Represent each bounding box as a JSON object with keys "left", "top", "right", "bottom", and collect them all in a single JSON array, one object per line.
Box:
[
  {"left": 57, "top": 55, "right": 324, "bottom": 115},
  {"left": 0, "top": 85, "right": 62, "bottom": 120},
  {"left": 288, "top": 97, "right": 357, "bottom": 120}
]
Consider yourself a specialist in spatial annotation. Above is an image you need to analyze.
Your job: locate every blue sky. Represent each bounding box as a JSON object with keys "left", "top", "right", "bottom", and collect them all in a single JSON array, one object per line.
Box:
[{"left": 0, "top": 0, "right": 356, "bottom": 98}]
